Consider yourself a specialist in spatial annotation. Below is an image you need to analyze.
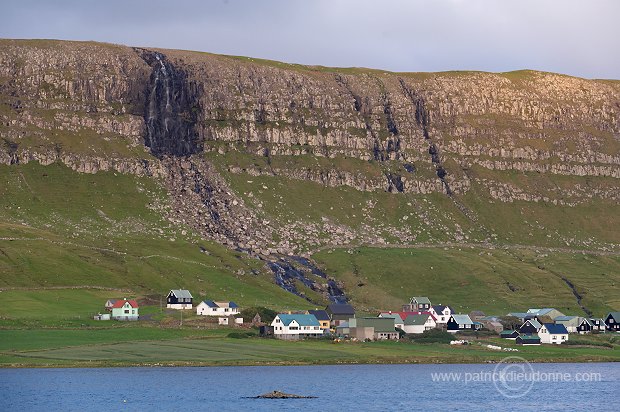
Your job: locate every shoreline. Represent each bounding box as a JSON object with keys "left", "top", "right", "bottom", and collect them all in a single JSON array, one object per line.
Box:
[{"left": 2, "top": 349, "right": 618, "bottom": 369}]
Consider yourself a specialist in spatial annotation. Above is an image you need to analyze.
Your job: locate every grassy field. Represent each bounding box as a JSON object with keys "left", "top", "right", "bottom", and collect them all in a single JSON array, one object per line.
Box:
[{"left": 1, "top": 326, "right": 618, "bottom": 367}]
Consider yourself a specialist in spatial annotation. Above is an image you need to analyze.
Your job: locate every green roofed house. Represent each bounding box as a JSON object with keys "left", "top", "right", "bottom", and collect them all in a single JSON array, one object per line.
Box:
[
  {"left": 500, "top": 330, "right": 519, "bottom": 339},
  {"left": 403, "top": 296, "right": 432, "bottom": 312},
  {"left": 516, "top": 334, "right": 541, "bottom": 345},
  {"left": 349, "top": 317, "right": 399, "bottom": 340},
  {"left": 271, "top": 314, "right": 324, "bottom": 340}
]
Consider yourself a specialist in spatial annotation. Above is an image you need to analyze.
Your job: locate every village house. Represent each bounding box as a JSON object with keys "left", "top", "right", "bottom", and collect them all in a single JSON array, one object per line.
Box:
[
  {"left": 538, "top": 323, "right": 569, "bottom": 344},
  {"left": 378, "top": 312, "right": 405, "bottom": 330},
  {"left": 554, "top": 316, "right": 581, "bottom": 333},
  {"left": 527, "top": 308, "right": 565, "bottom": 321},
  {"left": 518, "top": 319, "right": 542, "bottom": 334},
  {"left": 307, "top": 309, "right": 331, "bottom": 330},
  {"left": 402, "top": 313, "right": 436, "bottom": 334},
  {"left": 516, "top": 334, "right": 541, "bottom": 345},
  {"left": 403, "top": 297, "right": 432, "bottom": 312},
  {"left": 111, "top": 298, "right": 139, "bottom": 321},
  {"left": 589, "top": 318, "right": 607, "bottom": 332},
  {"left": 479, "top": 316, "right": 504, "bottom": 333},
  {"left": 605, "top": 312, "right": 620, "bottom": 332},
  {"left": 507, "top": 312, "right": 538, "bottom": 322},
  {"left": 500, "top": 330, "right": 519, "bottom": 340},
  {"left": 447, "top": 314, "right": 477, "bottom": 333},
  {"left": 430, "top": 305, "right": 453, "bottom": 324},
  {"left": 104, "top": 299, "right": 118, "bottom": 312},
  {"left": 348, "top": 317, "right": 399, "bottom": 340},
  {"left": 469, "top": 311, "right": 486, "bottom": 322},
  {"left": 576, "top": 318, "right": 595, "bottom": 334},
  {"left": 325, "top": 303, "right": 355, "bottom": 327},
  {"left": 166, "top": 289, "right": 193, "bottom": 309},
  {"left": 271, "top": 314, "right": 323, "bottom": 340},
  {"left": 335, "top": 321, "right": 350, "bottom": 337},
  {"left": 195, "top": 300, "right": 239, "bottom": 316}
]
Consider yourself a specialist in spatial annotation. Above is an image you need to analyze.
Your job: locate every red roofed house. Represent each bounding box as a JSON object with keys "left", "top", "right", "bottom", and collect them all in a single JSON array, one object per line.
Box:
[{"left": 111, "top": 298, "right": 139, "bottom": 321}]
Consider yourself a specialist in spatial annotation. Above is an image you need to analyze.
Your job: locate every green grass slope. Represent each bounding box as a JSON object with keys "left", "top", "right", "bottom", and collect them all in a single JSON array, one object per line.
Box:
[
  {"left": 313, "top": 246, "right": 620, "bottom": 316},
  {"left": 0, "top": 162, "right": 313, "bottom": 316}
]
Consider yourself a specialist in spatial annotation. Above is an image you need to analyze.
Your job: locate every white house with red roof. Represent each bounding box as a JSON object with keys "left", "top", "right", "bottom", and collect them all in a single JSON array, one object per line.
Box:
[{"left": 111, "top": 298, "right": 139, "bottom": 321}]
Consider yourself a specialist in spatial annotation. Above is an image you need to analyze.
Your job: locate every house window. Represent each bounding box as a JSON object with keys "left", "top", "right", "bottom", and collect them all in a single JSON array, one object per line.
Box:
[
  {"left": 124, "top": 309, "right": 129, "bottom": 314},
  {"left": 224, "top": 308, "right": 229, "bottom": 312}
]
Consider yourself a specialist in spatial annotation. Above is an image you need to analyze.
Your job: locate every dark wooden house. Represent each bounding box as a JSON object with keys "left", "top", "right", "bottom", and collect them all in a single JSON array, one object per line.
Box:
[
  {"left": 518, "top": 319, "right": 542, "bottom": 334},
  {"left": 605, "top": 312, "right": 620, "bottom": 332},
  {"left": 325, "top": 303, "right": 355, "bottom": 326}
]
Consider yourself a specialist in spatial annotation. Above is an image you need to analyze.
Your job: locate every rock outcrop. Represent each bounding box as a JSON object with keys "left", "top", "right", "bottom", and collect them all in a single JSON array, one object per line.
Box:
[{"left": 1, "top": 39, "right": 619, "bottom": 257}]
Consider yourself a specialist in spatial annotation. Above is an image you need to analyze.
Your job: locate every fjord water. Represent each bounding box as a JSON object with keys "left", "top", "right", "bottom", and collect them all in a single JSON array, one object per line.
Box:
[{"left": 1, "top": 363, "right": 617, "bottom": 411}]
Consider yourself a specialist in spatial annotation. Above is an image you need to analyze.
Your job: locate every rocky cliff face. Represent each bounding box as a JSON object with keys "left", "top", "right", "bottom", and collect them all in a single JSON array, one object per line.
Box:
[{"left": 1, "top": 39, "right": 620, "bottom": 257}]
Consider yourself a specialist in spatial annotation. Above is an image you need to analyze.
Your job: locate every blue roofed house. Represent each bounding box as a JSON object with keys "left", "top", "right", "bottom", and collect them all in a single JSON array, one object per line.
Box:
[
  {"left": 538, "top": 323, "right": 569, "bottom": 344},
  {"left": 196, "top": 300, "right": 240, "bottom": 317},
  {"left": 271, "top": 314, "right": 324, "bottom": 340},
  {"left": 307, "top": 309, "right": 331, "bottom": 330}
]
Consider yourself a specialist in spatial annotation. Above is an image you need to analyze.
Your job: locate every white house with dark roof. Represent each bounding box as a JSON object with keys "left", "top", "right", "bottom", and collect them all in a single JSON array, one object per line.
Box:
[
  {"left": 166, "top": 289, "right": 193, "bottom": 309},
  {"left": 430, "top": 305, "right": 453, "bottom": 324},
  {"left": 196, "top": 300, "right": 239, "bottom": 316}
]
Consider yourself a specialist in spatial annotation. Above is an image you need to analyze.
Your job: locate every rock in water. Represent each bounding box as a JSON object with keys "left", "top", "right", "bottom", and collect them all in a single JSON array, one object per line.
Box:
[{"left": 247, "top": 390, "right": 317, "bottom": 399}]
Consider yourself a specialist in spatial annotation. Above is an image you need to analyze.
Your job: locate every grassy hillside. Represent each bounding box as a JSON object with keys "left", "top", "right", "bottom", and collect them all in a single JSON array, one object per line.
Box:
[
  {"left": 313, "top": 246, "right": 620, "bottom": 316},
  {"left": 0, "top": 162, "right": 315, "bottom": 313}
]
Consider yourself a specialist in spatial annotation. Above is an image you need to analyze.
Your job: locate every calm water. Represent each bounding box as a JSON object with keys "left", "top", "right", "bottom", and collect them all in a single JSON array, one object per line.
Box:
[{"left": 0, "top": 363, "right": 618, "bottom": 411}]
